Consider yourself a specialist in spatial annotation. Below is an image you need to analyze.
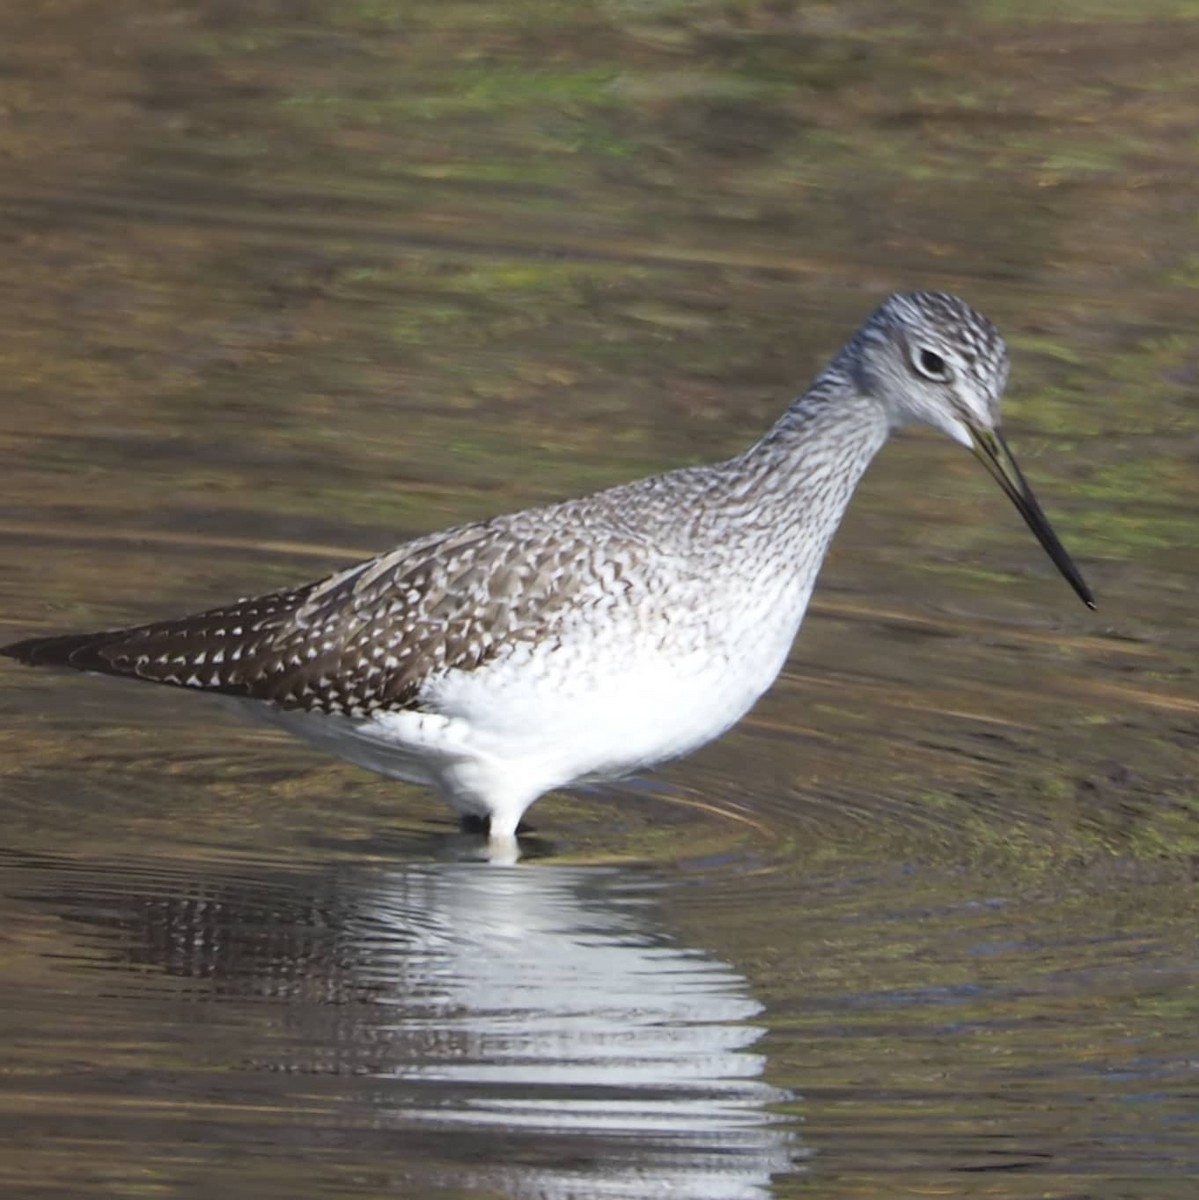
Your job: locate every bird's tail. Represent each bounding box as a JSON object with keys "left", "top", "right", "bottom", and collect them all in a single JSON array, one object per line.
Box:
[
  {"left": 1, "top": 582, "right": 316, "bottom": 697},
  {"left": 2, "top": 628, "right": 130, "bottom": 673}
]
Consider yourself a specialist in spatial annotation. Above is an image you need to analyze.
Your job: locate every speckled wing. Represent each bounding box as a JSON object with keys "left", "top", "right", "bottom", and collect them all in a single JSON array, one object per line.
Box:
[
  {"left": 1, "top": 507, "right": 643, "bottom": 717},
  {"left": 2, "top": 577, "right": 331, "bottom": 698}
]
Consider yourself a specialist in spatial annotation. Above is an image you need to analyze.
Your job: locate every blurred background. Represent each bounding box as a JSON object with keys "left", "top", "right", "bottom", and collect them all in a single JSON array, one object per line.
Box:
[{"left": 0, "top": 2, "right": 1196, "bottom": 1198}]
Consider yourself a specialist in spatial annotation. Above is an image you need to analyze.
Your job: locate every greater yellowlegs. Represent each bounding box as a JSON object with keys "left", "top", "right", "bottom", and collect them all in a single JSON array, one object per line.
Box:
[{"left": 3, "top": 292, "right": 1093, "bottom": 844}]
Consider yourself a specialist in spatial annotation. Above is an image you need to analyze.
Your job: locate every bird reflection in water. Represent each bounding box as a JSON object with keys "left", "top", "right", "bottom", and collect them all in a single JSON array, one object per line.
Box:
[{"left": 34, "top": 853, "right": 800, "bottom": 1198}]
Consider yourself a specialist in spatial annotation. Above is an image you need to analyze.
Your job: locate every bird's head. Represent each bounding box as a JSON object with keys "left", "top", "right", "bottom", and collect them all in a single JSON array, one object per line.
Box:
[{"left": 849, "top": 290, "right": 1094, "bottom": 608}]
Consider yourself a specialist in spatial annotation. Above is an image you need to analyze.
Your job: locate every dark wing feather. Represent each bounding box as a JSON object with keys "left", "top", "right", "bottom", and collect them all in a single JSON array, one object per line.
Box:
[
  {"left": 0, "top": 511, "right": 598, "bottom": 717},
  {"left": 2, "top": 582, "right": 326, "bottom": 700}
]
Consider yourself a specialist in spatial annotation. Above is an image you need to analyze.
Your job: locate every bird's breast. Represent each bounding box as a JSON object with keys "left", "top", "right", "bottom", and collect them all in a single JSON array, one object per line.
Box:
[{"left": 415, "top": 567, "right": 810, "bottom": 787}]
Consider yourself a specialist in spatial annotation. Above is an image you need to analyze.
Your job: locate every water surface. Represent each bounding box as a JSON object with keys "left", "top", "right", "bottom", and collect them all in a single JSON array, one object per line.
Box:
[{"left": 1, "top": 2, "right": 1197, "bottom": 1197}]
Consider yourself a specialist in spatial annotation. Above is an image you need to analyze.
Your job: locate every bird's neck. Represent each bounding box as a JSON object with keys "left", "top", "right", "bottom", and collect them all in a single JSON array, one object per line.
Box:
[
  {"left": 711, "top": 367, "right": 891, "bottom": 587},
  {"left": 676, "top": 369, "right": 892, "bottom": 652}
]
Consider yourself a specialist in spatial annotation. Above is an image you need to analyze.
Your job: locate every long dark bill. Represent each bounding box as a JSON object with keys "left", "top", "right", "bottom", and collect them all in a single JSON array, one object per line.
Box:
[{"left": 970, "top": 426, "right": 1096, "bottom": 609}]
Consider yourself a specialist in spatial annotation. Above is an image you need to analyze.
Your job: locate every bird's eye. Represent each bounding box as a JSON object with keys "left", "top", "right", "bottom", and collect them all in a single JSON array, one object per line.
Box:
[{"left": 912, "top": 346, "right": 951, "bottom": 381}]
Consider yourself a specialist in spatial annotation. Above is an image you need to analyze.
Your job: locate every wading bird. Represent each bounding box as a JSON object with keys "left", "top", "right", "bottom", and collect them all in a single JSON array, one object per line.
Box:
[{"left": 3, "top": 292, "right": 1093, "bottom": 851}]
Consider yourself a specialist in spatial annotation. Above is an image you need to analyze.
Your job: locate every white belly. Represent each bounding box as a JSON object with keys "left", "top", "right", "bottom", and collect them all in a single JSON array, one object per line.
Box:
[{"left": 250, "top": 577, "right": 812, "bottom": 836}]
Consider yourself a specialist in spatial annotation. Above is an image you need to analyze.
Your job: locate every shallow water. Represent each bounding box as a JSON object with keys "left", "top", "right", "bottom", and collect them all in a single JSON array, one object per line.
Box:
[{"left": 1, "top": 2, "right": 1197, "bottom": 1198}]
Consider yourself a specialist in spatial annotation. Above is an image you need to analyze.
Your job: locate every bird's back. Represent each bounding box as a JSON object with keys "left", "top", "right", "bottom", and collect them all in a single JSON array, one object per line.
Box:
[{"left": 1, "top": 463, "right": 739, "bottom": 719}]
